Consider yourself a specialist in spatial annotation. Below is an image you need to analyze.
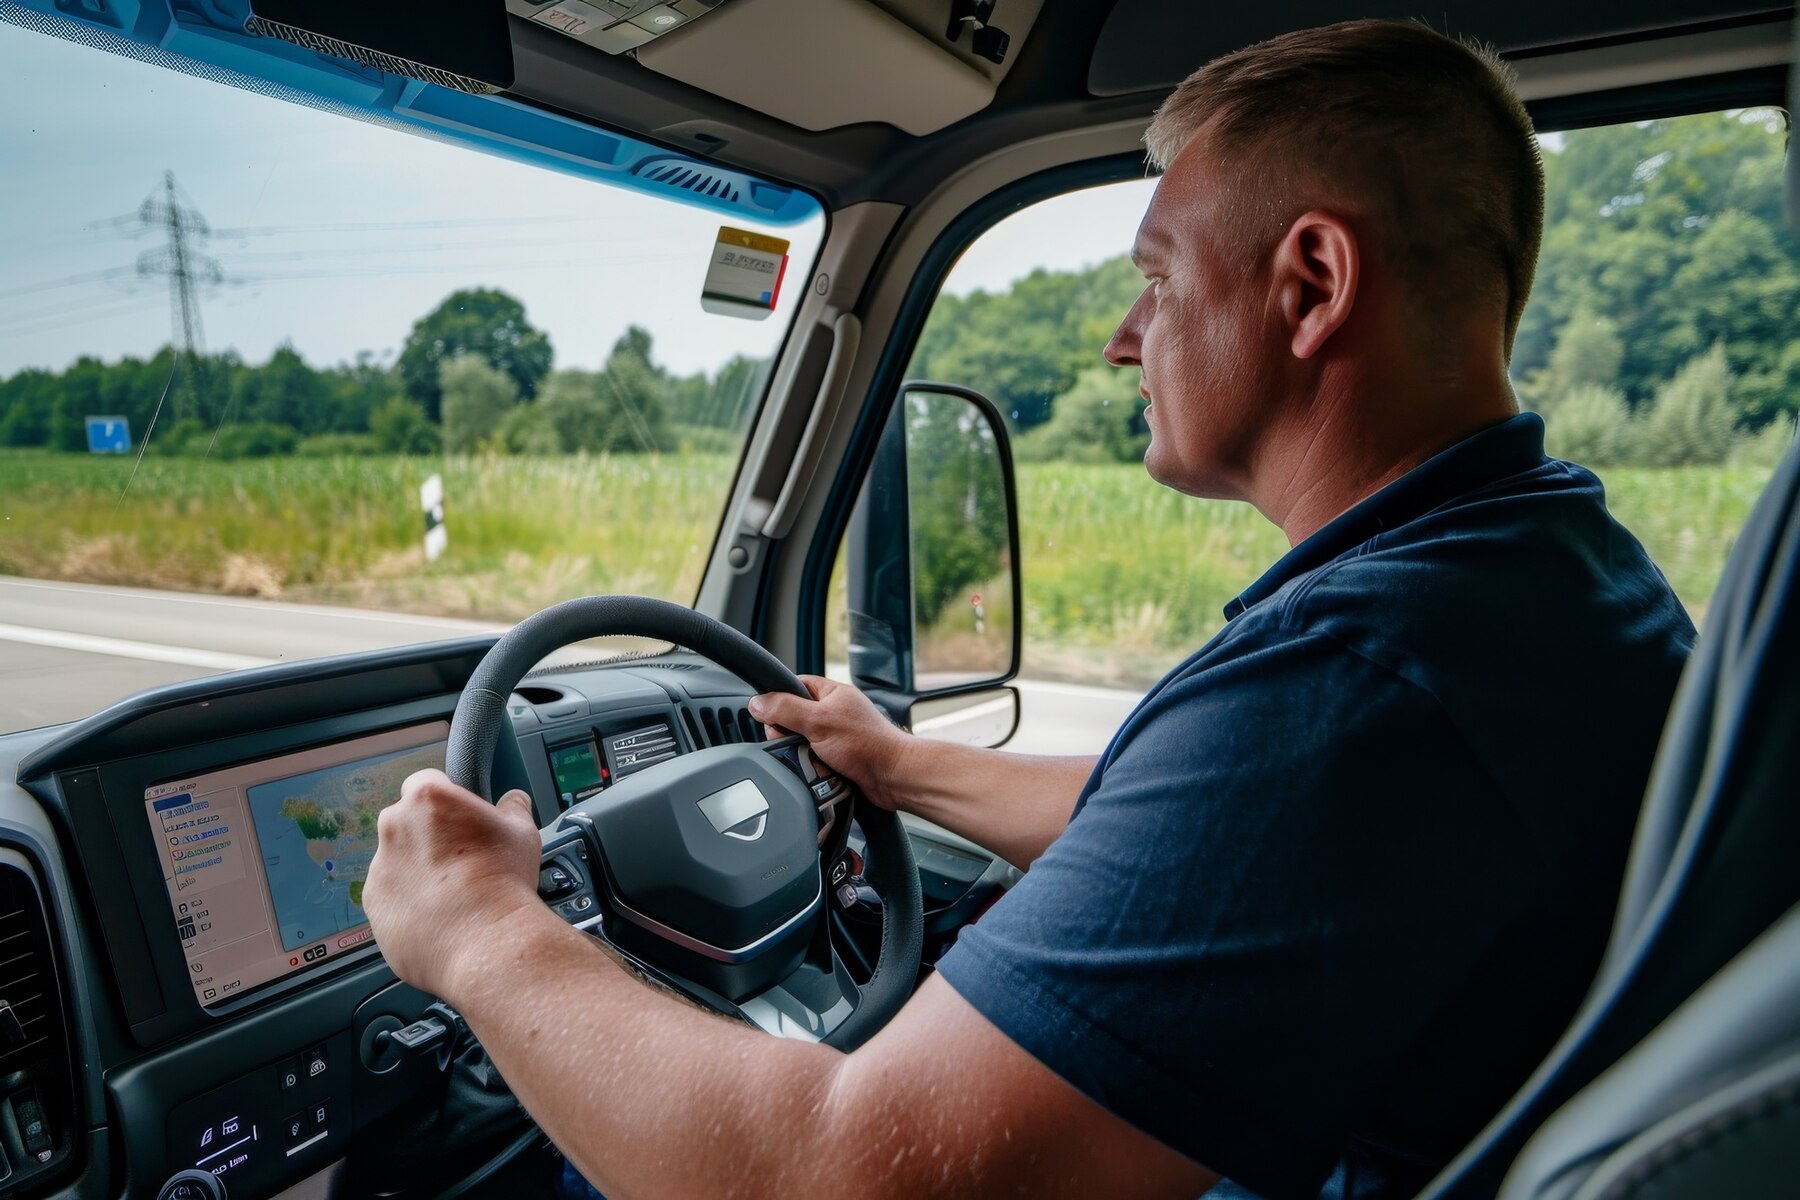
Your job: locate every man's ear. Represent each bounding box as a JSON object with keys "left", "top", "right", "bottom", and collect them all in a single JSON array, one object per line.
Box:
[{"left": 1272, "top": 210, "right": 1360, "bottom": 360}]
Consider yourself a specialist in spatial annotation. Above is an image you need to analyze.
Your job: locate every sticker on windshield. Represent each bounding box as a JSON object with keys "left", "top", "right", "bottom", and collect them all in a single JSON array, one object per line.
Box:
[{"left": 701, "top": 227, "right": 790, "bottom": 320}]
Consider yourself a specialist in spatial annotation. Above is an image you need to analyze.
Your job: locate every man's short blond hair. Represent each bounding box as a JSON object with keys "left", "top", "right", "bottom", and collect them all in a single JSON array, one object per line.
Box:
[{"left": 1145, "top": 19, "right": 1545, "bottom": 356}]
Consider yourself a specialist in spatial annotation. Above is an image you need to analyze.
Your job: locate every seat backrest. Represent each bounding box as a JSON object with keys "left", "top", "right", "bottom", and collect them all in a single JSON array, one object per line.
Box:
[
  {"left": 1417, "top": 62, "right": 1800, "bottom": 1183},
  {"left": 1499, "top": 901, "right": 1800, "bottom": 1199}
]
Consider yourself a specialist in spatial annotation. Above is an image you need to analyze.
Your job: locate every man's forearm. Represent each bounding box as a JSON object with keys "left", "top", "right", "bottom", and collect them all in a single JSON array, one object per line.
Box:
[
  {"left": 889, "top": 741, "right": 1095, "bottom": 868},
  {"left": 448, "top": 904, "right": 848, "bottom": 1200}
]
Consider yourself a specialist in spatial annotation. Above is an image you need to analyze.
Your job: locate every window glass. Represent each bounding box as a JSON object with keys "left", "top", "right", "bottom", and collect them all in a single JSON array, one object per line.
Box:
[
  {"left": 0, "top": 20, "right": 823, "bottom": 733},
  {"left": 832, "top": 108, "right": 1795, "bottom": 754}
]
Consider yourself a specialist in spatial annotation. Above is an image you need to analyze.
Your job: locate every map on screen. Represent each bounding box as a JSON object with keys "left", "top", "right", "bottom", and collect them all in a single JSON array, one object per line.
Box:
[{"left": 247, "top": 741, "right": 443, "bottom": 952}]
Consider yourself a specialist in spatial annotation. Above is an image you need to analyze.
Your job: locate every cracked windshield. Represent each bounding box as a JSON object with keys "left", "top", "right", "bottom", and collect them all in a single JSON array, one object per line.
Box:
[{"left": 0, "top": 20, "right": 822, "bottom": 733}]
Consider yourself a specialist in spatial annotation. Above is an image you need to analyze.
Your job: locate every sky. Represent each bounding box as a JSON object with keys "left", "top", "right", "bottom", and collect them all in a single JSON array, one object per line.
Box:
[{"left": 0, "top": 19, "right": 1156, "bottom": 381}]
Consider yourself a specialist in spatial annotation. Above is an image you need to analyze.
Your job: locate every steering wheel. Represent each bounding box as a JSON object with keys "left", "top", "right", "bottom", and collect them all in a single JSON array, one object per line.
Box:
[{"left": 444, "top": 595, "right": 923, "bottom": 1050}]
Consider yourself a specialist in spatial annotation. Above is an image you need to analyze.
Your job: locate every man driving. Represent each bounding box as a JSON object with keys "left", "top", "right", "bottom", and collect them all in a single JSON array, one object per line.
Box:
[{"left": 364, "top": 19, "right": 1695, "bottom": 1199}]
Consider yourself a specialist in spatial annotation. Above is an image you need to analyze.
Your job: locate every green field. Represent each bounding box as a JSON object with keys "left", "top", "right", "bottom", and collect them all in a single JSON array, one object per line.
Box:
[{"left": 0, "top": 449, "right": 1767, "bottom": 687}]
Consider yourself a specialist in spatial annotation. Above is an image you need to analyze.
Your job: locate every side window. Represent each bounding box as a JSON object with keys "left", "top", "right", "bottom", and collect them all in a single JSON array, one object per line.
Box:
[{"left": 830, "top": 108, "right": 1796, "bottom": 754}]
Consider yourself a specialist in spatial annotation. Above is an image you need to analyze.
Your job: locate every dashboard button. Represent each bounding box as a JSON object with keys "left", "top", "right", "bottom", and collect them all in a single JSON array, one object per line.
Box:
[
  {"left": 304, "top": 1045, "right": 328, "bottom": 1081},
  {"left": 158, "top": 1171, "right": 226, "bottom": 1200},
  {"left": 282, "top": 1111, "right": 308, "bottom": 1148},
  {"left": 628, "top": 3, "right": 689, "bottom": 32},
  {"left": 309, "top": 1099, "right": 330, "bottom": 1131},
  {"left": 279, "top": 1058, "right": 302, "bottom": 1090}
]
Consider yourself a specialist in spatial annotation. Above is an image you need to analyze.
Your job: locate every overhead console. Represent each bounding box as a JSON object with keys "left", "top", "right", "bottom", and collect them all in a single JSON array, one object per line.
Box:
[{"left": 512, "top": 0, "right": 1046, "bottom": 135}]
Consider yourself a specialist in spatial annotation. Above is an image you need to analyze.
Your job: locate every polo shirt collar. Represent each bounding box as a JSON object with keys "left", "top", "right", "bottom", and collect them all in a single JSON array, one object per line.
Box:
[{"left": 1225, "top": 412, "right": 1549, "bottom": 619}]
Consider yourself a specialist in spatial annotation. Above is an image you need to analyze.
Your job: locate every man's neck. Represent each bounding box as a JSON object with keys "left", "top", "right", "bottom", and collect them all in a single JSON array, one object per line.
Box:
[{"left": 1253, "top": 361, "right": 1519, "bottom": 547}]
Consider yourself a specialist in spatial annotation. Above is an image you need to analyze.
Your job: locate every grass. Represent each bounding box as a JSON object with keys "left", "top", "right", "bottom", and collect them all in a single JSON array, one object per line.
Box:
[
  {"left": 0, "top": 449, "right": 733, "bottom": 622},
  {"left": 1, "top": 449, "right": 1769, "bottom": 687}
]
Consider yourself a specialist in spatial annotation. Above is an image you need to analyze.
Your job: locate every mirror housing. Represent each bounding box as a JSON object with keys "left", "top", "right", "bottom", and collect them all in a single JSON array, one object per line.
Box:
[{"left": 844, "top": 382, "right": 1021, "bottom": 726}]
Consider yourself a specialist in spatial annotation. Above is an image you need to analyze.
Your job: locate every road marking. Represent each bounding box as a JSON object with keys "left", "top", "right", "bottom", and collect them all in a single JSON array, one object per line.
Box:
[
  {"left": 0, "top": 623, "right": 273, "bottom": 670},
  {"left": 0, "top": 576, "right": 500, "bottom": 633},
  {"left": 1013, "top": 678, "right": 1146, "bottom": 702},
  {"left": 911, "top": 696, "right": 1018, "bottom": 733}
]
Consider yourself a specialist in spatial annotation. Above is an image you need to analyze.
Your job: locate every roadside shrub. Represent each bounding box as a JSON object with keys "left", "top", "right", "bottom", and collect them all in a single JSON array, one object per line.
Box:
[
  {"left": 297, "top": 432, "right": 381, "bottom": 457},
  {"left": 1014, "top": 367, "right": 1147, "bottom": 464},
  {"left": 369, "top": 395, "right": 440, "bottom": 455},
  {"left": 210, "top": 421, "right": 299, "bottom": 458},
  {"left": 439, "top": 353, "right": 519, "bottom": 453},
  {"left": 1729, "top": 416, "right": 1797, "bottom": 468},
  {"left": 1634, "top": 345, "right": 1738, "bottom": 467},
  {"left": 1544, "top": 384, "right": 1634, "bottom": 466}
]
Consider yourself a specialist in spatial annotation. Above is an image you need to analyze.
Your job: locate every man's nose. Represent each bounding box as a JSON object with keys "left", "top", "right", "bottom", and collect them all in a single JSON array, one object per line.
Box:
[
  {"left": 1104, "top": 319, "right": 1140, "bottom": 368},
  {"left": 1105, "top": 292, "right": 1147, "bottom": 367}
]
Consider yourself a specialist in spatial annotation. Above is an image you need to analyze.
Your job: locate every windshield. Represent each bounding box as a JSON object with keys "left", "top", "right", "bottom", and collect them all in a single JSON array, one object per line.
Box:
[{"left": 0, "top": 19, "right": 824, "bottom": 733}]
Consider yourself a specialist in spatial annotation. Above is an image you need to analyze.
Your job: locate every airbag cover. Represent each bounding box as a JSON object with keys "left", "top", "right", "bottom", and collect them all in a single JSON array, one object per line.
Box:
[{"left": 576, "top": 745, "right": 819, "bottom": 954}]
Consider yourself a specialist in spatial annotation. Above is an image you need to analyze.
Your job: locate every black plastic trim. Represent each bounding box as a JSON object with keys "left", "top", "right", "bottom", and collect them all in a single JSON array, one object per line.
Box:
[
  {"left": 15, "top": 636, "right": 499, "bottom": 780},
  {"left": 794, "top": 151, "right": 1150, "bottom": 677},
  {"left": 1527, "top": 65, "right": 1790, "bottom": 132}
]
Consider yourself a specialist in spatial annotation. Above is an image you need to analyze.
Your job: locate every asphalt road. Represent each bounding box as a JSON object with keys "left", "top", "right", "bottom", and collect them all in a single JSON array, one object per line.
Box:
[{"left": 0, "top": 576, "right": 1142, "bottom": 754}]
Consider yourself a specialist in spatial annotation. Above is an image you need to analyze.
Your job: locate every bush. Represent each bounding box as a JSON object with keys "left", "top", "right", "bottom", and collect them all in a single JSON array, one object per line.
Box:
[
  {"left": 1544, "top": 384, "right": 1635, "bottom": 466},
  {"left": 369, "top": 396, "right": 440, "bottom": 455},
  {"left": 671, "top": 423, "right": 741, "bottom": 455},
  {"left": 439, "top": 353, "right": 519, "bottom": 453},
  {"left": 1014, "top": 367, "right": 1147, "bottom": 464},
  {"left": 210, "top": 421, "right": 299, "bottom": 458},
  {"left": 297, "top": 432, "right": 381, "bottom": 457},
  {"left": 1634, "top": 345, "right": 1738, "bottom": 467},
  {"left": 1729, "top": 416, "right": 1797, "bottom": 469}
]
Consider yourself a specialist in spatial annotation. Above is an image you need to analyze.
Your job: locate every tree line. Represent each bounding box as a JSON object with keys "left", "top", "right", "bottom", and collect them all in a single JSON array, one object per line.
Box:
[
  {"left": 4, "top": 112, "right": 1795, "bottom": 469},
  {"left": 0, "top": 287, "right": 768, "bottom": 458},
  {"left": 905, "top": 108, "right": 1798, "bottom": 469}
]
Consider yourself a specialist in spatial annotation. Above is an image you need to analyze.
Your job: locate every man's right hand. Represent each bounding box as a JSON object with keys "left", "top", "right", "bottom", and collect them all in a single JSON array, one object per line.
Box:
[
  {"left": 750, "top": 676, "right": 1096, "bottom": 870},
  {"left": 748, "top": 675, "right": 913, "bottom": 813}
]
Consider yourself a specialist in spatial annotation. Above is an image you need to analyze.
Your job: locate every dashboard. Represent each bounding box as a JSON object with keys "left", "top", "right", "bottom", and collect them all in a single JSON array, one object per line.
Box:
[{"left": 0, "top": 635, "right": 1014, "bottom": 1200}]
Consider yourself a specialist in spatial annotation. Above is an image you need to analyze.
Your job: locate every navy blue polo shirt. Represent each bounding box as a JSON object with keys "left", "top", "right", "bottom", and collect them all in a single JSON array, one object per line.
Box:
[{"left": 934, "top": 413, "right": 1695, "bottom": 1200}]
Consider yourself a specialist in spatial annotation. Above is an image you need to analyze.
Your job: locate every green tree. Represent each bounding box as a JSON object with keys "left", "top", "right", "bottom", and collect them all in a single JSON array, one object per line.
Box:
[
  {"left": 1525, "top": 310, "right": 1623, "bottom": 414},
  {"left": 228, "top": 343, "right": 328, "bottom": 433},
  {"left": 1635, "top": 345, "right": 1738, "bottom": 467},
  {"left": 397, "top": 288, "right": 552, "bottom": 422},
  {"left": 1544, "top": 384, "right": 1634, "bottom": 466},
  {"left": 369, "top": 395, "right": 439, "bottom": 455},
  {"left": 1014, "top": 367, "right": 1148, "bottom": 463},
  {"left": 439, "top": 352, "right": 519, "bottom": 453},
  {"left": 904, "top": 390, "right": 1010, "bottom": 624},
  {"left": 909, "top": 255, "right": 1144, "bottom": 432}
]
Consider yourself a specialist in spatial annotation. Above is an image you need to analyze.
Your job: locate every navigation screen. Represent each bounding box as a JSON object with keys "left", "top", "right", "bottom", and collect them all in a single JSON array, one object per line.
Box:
[
  {"left": 248, "top": 743, "right": 444, "bottom": 952},
  {"left": 144, "top": 723, "right": 446, "bottom": 1007}
]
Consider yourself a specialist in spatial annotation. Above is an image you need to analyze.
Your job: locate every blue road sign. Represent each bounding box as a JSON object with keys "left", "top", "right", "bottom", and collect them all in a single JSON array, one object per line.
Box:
[{"left": 85, "top": 416, "right": 131, "bottom": 454}]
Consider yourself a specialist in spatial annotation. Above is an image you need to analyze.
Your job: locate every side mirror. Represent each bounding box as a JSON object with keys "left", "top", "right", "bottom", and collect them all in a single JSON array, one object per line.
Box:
[{"left": 843, "top": 382, "right": 1021, "bottom": 738}]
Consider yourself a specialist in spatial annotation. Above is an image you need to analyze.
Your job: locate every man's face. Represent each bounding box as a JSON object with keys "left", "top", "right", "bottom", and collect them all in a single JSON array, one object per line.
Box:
[{"left": 1105, "top": 132, "right": 1281, "bottom": 499}]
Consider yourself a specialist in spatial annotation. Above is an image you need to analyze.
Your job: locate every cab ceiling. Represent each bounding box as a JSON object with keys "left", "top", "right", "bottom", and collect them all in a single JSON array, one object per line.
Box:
[{"left": 503, "top": 0, "right": 1794, "bottom": 209}]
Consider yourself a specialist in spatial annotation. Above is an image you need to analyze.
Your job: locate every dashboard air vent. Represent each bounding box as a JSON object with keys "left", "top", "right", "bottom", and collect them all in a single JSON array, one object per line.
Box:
[
  {"left": 0, "top": 854, "right": 75, "bottom": 1182},
  {"left": 691, "top": 705, "right": 759, "bottom": 747}
]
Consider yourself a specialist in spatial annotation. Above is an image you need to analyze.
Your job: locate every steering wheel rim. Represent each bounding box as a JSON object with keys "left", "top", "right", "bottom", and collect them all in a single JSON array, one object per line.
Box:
[{"left": 445, "top": 594, "right": 922, "bottom": 1050}]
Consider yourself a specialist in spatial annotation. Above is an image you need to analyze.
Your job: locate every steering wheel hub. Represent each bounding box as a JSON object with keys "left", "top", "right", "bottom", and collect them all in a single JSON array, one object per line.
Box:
[{"left": 444, "top": 595, "right": 922, "bottom": 1049}]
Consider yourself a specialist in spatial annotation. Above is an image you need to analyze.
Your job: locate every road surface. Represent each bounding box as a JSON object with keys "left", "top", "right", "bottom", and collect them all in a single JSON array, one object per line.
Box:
[{"left": 0, "top": 576, "right": 1141, "bottom": 755}]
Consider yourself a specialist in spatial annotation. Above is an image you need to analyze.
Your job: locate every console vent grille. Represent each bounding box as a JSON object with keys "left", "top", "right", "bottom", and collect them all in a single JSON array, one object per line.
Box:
[
  {"left": 0, "top": 868, "right": 66, "bottom": 1074},
  {"left": 634, "top": 159, "right": 744, "bottom": 204},
  {"left": 690, "top": 705, "right": 759, "bottom": 747},
  {"left": 0, "top": 854, "right": 75, "bottom": 1183}
]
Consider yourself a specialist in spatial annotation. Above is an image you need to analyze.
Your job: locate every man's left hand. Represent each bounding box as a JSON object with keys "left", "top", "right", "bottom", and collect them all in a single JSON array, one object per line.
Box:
[{"left": 363, "top": 769, "right": 545, "bottom": 998}]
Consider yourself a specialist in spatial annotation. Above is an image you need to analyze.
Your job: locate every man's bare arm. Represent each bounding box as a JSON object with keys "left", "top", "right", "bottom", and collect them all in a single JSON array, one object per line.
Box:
[
  {"left": 750, "top": 677, "right": 1093, "bottom": 868},
  {"left": 364, "top": 772, "right": 1211, "bottom": 1200},
  {"left": 449, "top": 906, "right": 1212, "bottom": 1200}
]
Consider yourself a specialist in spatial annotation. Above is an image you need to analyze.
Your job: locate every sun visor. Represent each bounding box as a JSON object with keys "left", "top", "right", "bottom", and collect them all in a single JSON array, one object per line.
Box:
[
  {"left": 0, "top": 0, "right": 819, "bottom": 225},
  {"left": 632, "top": 0, "right": 1023, "bottom": 136}
]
